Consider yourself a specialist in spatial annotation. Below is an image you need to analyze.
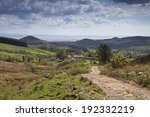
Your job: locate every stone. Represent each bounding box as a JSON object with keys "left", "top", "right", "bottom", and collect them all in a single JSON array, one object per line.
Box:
[
  {"left": 137, "top": 72, "right": 144, "bottom": 76},
  {"left": 127, "top": 71, "right": 136, "bottom": 77},
  {"left": 43, "top": 73, "right": 52, "bottom": 79}
]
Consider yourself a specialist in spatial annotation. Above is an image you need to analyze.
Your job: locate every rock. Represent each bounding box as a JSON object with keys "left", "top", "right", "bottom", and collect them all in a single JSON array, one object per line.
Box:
[
  {"left": 121, "top": 72, "right": 125, "bottom": 75},
  {"left": 126, "top": 94, "right": 133, "bottom": 97},
  {"left": 90, "top": 91, "right": 95, "bottom": 95},
  {"left": 43, "top": 73, "right": 53, "bottom": 79},
  {"left": 127, "top": 71, "right": 136, "bottom": 77},
  {"left": 61, "top": 72, "right": 67, "bottom": 76},
  {"left": 137, "top": 72, "right": 144, "bottom": 76}
]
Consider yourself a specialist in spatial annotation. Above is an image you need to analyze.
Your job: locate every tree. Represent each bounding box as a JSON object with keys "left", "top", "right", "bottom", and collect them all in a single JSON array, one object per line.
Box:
[
  {"left": 56, "top": 49, "right": 67, "bottom": 60},
  {"left": 96, "top": 44, "right": 112, "bottom": 64}
]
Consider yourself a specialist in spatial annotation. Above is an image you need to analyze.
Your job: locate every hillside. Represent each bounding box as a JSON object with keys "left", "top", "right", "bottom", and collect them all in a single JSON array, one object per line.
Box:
[
  {"left": 51, "top": 36, "right": 150, "bottom": 53},
  {"left": 0, "top": 37, "right": 105, "bottom": 100},
  {"left": 0, "top": 37, "right": 27, "bottom": 47},
  {"left": 0, "top": 43, "right": 54, "bottom": 56},
  {"left": 20, "top": 36, "right": 49, "bottom": 45},
  {"left": 75, "top": 36, "right": 150, "bottom": 50}
]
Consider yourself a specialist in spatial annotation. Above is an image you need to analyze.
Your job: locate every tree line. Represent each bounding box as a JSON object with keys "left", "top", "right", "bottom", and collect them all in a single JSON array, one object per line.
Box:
[{"left": 0, "top": 37, "right": 27, "bottom": 47}]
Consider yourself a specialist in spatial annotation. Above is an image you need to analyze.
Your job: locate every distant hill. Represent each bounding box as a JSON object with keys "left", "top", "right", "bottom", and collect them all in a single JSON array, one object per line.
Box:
[
  {"left": 51, "top": 36, "right": 150, "bottom": 53},
  {"left": 0, "top": 37, "right": 27, "bottom": 47},
  {"left": 20, "top": 36, "right": 49, "bottom": 45},
  {"left": 75, "top": 36, "right": 150, "bottom": 49}
]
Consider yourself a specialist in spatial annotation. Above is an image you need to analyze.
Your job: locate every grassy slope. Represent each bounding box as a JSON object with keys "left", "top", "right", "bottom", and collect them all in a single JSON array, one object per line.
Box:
[
  {"left": 0, "top": 43, "right": 54, "bottom": 56},
  {"left": 100, "top": 63, "right": 150, "bottom": 89},
  {"left": 0, "top": 60, "right": 105, "bottom": 100},
  {"left": 0, "top": 43, "right": 105, "bottom": 100}
]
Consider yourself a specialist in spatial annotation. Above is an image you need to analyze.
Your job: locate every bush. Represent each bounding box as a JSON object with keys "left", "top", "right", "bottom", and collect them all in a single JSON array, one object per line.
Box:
[
  {"left": 0, "top": 53, "right": 23, "bottom": 62},
  {"left": 96, "top": 44, "right": 112, "bottom": 64},
  {"left": 136, "top": 76, "right": 150, "bottom": 89},
  {"left": 57, "top": 60, "right": 72, "bottom": 67},
  {"left": 68, "top": 68, "right": 89, "bottom": 75},
  {"left": 132, "top": 54, "right": 150, "bottom": 64},
  {"left": 111, "top": 57, "right": 129, "bottom": 68}
]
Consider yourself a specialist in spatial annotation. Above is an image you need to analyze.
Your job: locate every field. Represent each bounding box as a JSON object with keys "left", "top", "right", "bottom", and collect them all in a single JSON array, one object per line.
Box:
[
  {"left": 0, "top": 60, "right": 105, "bottom": 100},
  {"left": 0, "top": 41, "right": 149, "bottom": 100},
  {"left": 0, "top": 43, "right": 105, "bottom": 100},
  {"left": 0, "top": 43, "right": 54, "bottom": 55},
  {"left": 0, "top": 43, "right": 55, "bottom": 64}
]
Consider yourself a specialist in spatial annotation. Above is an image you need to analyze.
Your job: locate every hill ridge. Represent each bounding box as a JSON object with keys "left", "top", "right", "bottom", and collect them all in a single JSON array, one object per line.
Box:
[{"left": 20, "top": 36, "right": 48, "bottom": 45}]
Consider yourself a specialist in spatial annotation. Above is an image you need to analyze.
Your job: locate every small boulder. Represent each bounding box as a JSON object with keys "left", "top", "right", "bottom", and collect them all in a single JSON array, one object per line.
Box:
[
  {"left": 90, "top": 91, "right": 95, "bottom": 95},
  {"left": 127, "top": 71, "right": 136, "bottom": 77},
  {"left": 137, "top": 72, "right": 144, "bottom": 76},
  {"left": 43, "top": 73, "right": 53, "bottom": 79}
]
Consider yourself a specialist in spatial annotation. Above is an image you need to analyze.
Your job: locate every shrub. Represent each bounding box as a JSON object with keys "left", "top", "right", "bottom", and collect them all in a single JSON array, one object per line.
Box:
[
  {"left": 136, "top": 76, "right": 150, "bottom": 88},
  {"left": 56, "top": 49, "right": 67, "bottom": 60},
  {"left": 68, "top": 68, "right": 89, "bottom": 75},
  {"left": 111, "top": 57, "right": 129, "bottom": 68},
  {"left": 132, "top": 54, "right": 150, "bottom": 64},
  {"left": 96, "top": 44, "right": 112, "bottom": 64},
  {"left": 57, "top": 60, "right": 71, "bottom": 67}
]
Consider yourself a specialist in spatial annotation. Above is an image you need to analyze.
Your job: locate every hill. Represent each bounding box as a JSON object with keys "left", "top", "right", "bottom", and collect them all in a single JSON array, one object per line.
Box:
[
  {"left": 0, "top": 37, "right": 27, "bottom": 47},
  {"left": 0, "top": 43, "right": 54, "bottom": 56},
  {"left": 20, "top": 36, "right": 49, "bottom": 45},
  {"left": 75, "top": 36, "right": 150, "bottom": 49},
  {"left": 0, "top": 42, "right": 55, "bottom": 64},
  {"left": 51, "top": 36, "right": 150, "bottom": 53}
]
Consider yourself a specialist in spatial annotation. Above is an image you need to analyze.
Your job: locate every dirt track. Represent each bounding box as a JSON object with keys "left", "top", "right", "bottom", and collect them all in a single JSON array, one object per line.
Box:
[{"left": 82, "top": 66, "right": 150, "bottom": 100}]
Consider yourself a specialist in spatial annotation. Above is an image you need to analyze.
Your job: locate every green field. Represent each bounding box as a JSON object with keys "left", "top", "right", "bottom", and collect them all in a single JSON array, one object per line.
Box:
[
  {"left": 0, "top": 43, "right": 105, "bottom": 100},
  {"left": 0, "top": 43, "right": 55, "bottom": 56},
  {"left": 0, "top": 43, "right": 56, "bottom": 64}
]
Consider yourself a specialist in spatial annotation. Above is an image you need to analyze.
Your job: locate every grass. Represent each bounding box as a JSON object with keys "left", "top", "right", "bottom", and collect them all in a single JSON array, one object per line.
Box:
[
  {"left": 57, "top": 60, "right": 91, "bottom": 75},
  {"left": 0, "top": 43, "right": 56, "bottom": 64},
  {"left": 0, "top": 60, "right": 105, "bottom": 100},
  {"left": 0, "top": 43, "right": 55, "bottom": 56},
  {"left": 0, "top": 43, "right": 105, "bottom": 100},
  {"left": 10, "top": 76, "right": 105, "bottom": 100},
  {"left": 100, "top": 63, "right": 150, "bottom": 89}
]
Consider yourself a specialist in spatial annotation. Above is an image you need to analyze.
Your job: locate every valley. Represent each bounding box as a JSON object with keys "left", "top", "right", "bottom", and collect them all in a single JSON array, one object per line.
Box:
[{"left": 0, "top": 35, "right": 150, "bottom": 100}]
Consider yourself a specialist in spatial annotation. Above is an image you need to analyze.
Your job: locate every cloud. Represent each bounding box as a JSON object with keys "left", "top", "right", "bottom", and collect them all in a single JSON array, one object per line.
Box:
[
  {"left": 0, "top": 0, "right": 150, "bottom": 36},
  {"left": 112, "top": 0, "right": 150, "bottom": 4}
]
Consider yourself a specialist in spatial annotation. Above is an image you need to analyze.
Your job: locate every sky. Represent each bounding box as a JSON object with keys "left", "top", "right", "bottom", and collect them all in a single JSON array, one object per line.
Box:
[{"left": 0, "top": 0, "right": 150, "bottom": 41}]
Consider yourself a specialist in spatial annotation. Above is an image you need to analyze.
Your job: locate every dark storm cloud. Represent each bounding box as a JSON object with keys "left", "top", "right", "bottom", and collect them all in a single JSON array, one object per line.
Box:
[{"left": 112, "top": 0, "right": 150, "bottom": 4}]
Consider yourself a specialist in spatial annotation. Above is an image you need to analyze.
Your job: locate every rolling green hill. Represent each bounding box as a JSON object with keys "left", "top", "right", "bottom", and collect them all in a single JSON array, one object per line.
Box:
[
  {"left": 51, "top": 36, "right": 150, "bottom": 53},
  {"left": 0, "top": 43, "right": 54, "bottom": 56},
  {"left": 0, "top": 43, "right": 55, "bottom": 64},
  {"left": 20, "top": 36, "right": 49, "bottom": 45}
]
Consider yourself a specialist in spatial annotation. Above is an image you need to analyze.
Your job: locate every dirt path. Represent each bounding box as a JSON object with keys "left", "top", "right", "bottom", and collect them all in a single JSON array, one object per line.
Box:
[{"left": 82, "top": 66, "right": 150, "bottom": 100}]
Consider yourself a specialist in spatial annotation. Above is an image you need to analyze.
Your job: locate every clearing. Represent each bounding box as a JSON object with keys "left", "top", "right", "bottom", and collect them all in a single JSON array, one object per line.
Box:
[{"left": 82, "top": 66, "right": 150, "bottom": 100}]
